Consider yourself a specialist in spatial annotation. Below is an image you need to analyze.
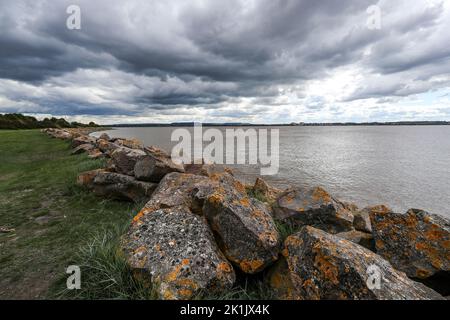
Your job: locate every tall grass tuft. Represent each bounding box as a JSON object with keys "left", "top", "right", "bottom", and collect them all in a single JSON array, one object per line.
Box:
[{"left": 53, "top": 224, "right": 157, "bottom": 300}]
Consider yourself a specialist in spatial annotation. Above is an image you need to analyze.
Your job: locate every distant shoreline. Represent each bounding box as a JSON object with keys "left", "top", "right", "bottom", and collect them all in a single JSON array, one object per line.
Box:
[{"left": 104, "top": 121, "right": 450, "bottom": 128}]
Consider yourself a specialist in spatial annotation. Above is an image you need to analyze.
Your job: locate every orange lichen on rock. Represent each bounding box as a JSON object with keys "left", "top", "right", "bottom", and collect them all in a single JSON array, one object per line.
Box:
[
  {"left": 312, "top": 187, "right": 332, "bottom": 203},
  {"left": 239, "top": 259, "right": 265, "bottom": 273},
  {"left": 313, "top": 251, "right": 339, "bottom": 285},
  {"left": 239, "top": 197, "right": 250, "bottom": 207},
  {"left": 216, "top": 262, "right": 233, "bottom": 274},
  {"left": 132, "top": 207, "right": 151, "bottom": 225}
]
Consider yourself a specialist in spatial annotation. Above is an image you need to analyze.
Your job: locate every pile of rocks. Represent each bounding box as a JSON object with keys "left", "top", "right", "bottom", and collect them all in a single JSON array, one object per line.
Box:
[
  {"left": 42, "top": 128, "right": 449, "bottom": 300},
  {"left": 43, "top": 128, "right": 184, "bottom": 203}
]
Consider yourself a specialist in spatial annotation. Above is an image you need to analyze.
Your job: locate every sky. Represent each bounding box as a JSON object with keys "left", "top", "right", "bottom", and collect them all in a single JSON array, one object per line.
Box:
[{"left": 0, "top": 0, "right": 450, "bottom": 124}]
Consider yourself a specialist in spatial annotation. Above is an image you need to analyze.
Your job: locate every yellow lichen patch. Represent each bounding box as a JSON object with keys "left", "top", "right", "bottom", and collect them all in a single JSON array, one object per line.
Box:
[
  {"left": 375, "top": 239, "right": 385, "bottom": 249},
  {"left": 239, "top": 259, "right": 265, "bottom": 273},
  {"left": 240, "top": 197, "right": 250, "bottom": 207},
  {"left": 405, "top": 214, "right": 419, "bottom": 229},
  {"left": 162, "top": 288, "right": 176, "bottom": 300},
  {"left": 301, "top": 278, "right": 320, "bottom": 300},
  {"left": 312, "top": 187, "right": 332, "bottom": 203},
  {"left": 424, "top": 226, "right": 446, "bottom": 241},
  {"left": 133, "top": 246, "right": 147, "bottom": 255},
  {"left": 258, "top": 231, "right": 278, "bottom": 247},
  {"left": 313, "top": 252, "right": 339, "bottom": 285},
  {"left": 216, "top": 262, "right": 232, "bottom": 274},
  {"left": 442, "top": 240, "right": 450, "bottom": 250},
  {"left": 132, "top": 207, "right": 151, "bottom": 225},
  {"left": 181, "top": 258, "right": 190, "bottom": 266},
  {"left": 415, "top": 242, "right": 443, "bottom": 269},
  {"left": 208, "top": 193, "right": 225, "bottom": 206},
  {"left": 231, "top": 179, "right": 246, "bottom": 193},
  {"left": 284, "top": 235, "right": 303, "bottom": 249},
  {"left": 165, "top": 265, "right": 183, "bottom": 283},
  {"left": 416, "top": 268, "right": 433, "bottom": 278},
  {"left": 178, "top": 289, "right": 193, "bottom": 298}
]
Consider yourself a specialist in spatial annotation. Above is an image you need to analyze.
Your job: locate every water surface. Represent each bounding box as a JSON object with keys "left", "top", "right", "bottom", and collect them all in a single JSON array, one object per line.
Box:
[{"left": 93, "top": 126, "right": 450, "bottom": 217}]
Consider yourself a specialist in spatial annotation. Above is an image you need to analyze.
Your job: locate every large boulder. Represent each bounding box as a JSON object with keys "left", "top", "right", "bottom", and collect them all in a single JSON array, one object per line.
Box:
[
  {"left": 273, "top": 187, "right": 354, "bottom": 234},
  {"left": 185, "top": 163, "right": 234, "bottom": 178},
  {"left": 371, "top": 209, "right": 450, "bottom": 280},
  {"left": 132, "top": 173, "right": 214, "bottom": 225},
  {"left": 47, "top": 129, "right": 73, "bottom": 140},
  {"left": 134, "top": 146, "right": 185, "bottom": 182},
  {"left": 202, "top": 173, "right": 281, "bottom": 274},
  {"left": 77, "top": 170, "right": 157, "bottom": 203},
  {"left": 87, "top": 148, "right": 105, "bottom": 159},
  {"left": 336, "top": 230, "right": 375, "bottom": 251},
  {"left": 96, "top": 139, "right": 120, "bottom": 155},
  {"left": 122, "top": 207, "right": 235, "bottom": 300},
  {"left": 98, "top": 133, "right": 111, "bottom": 141},
  {"left": 71, "top": 143, "right": 95, "bottom": 155},
  {"left": 269, "top": 226, "right": 444, "bottom": 300},
  {"left": 115, "top": 138, "right": 143, "bottom": 149},
  {"left": 110, "top": 147, "right": 147, "bottom": 176},
  {"left": 71, "top": 135, "right": 97, "bottom": 148}
]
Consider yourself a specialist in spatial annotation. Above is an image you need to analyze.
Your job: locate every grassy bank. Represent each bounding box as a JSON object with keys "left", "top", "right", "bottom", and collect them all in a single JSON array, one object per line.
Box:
[{"left": 0, "top": 130, "right": 143, "bottom": 299}]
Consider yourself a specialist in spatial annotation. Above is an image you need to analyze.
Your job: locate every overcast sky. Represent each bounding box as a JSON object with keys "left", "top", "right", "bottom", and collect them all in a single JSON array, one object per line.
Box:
[{"left": 0, "top": 0, "right": 449, "bottom": 124}]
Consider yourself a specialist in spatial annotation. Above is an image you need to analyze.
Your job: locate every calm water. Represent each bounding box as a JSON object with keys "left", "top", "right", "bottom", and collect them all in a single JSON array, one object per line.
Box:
[{"left": 93, "top": 126, "right": 450, "bottom": 217}]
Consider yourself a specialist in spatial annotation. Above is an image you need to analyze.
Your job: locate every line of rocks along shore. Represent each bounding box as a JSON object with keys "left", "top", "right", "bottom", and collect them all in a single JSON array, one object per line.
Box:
[{"left": 42, "top": 128, "right": 449, "bottom": 300}]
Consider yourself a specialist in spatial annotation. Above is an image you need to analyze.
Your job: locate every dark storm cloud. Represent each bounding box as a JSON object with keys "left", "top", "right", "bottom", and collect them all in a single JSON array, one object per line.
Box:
[{"left": 0, "top": 0, "right": 450, "bottom": 120}]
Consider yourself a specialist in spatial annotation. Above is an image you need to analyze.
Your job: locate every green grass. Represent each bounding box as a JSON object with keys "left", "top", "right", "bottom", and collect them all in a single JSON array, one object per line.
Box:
[
  {"left": 52, "top": 224, "right": 158, "bottom": 300},
  {"left": 245, "top": 186, "right": 270, "bottom": 204},
  {"left": 0, "top": 130, "right": 143, "bottom": 299}
]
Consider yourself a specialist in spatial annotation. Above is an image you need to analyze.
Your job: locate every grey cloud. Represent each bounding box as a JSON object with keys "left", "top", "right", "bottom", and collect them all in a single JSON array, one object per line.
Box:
[{"left": 0, "top": 0, "right": 449, "bottom": 121}]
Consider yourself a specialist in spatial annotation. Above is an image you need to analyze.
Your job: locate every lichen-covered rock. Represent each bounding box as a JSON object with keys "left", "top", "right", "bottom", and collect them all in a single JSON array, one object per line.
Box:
[
  {"left": 71, "top": 143, "right": 95, "bottom": 155},
  {"left": 77, "top": 169, "right": 105, "bottom": 186},
  {"left": 184, "top": 163, "right": 235, "bottom": 177},
  {"left": 132, "top": 173, "right": 214, "bottom": 225},
  {"left": 116, "top": 138, "right": 143, "bottom": 149},
  {"left": 251, "top": 178, "right": 282, "bottom": 203},
  {"left": 354, "top": 205, "right": 392, "bottom": 233},
  {"left": 122, "top": 207, "right": 235, "bottom": 300},
  {"left": 98, "top": 133, "right": 111, "bottom": 141},
  {"left": 110, "top": 147, "right": 147, "bottom": 176},
  {"left": 336, "top": 230, "right": 375, "bottom": 251},
  {"left": 273, "top": 187, "right": 354, "bottom": 234},
  {"left": 269, "top": 226, "right": 444, "bottom": 300},
  {"left": 87, "top": 148, "right": 105, "bottom": 159},
  {"left": 371, "top": 208, "right": 450, "bottom": 280},
  {"left": 71, "top": 135, "right": 96, "bottom": 148},
  {"left": 202, "top": 173, "right": 281, "bottom": 274},
  {"left": 134, "top": 146, "right": 185, "bottom": 182},
  {"left": 96, "top": 139, "right": 120, "bottom": 155},
  {"left": 77, "top": 170, "right": 156, "bottom": 202},
  {"left": 46, "top": 129, "right": 73, "bottom": 140}
]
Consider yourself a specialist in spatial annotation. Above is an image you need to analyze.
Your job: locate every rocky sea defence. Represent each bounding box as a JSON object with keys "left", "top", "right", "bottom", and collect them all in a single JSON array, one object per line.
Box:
[{"left": 42, "top": 128, "right": 450, "bottom": 300}]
